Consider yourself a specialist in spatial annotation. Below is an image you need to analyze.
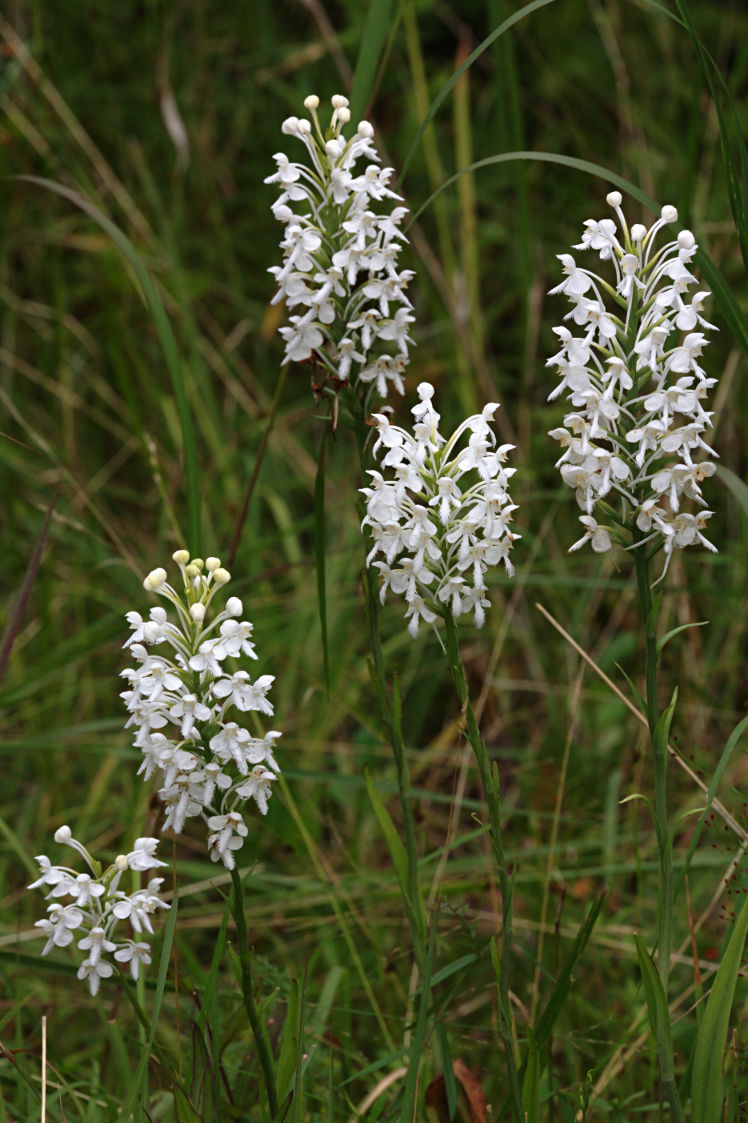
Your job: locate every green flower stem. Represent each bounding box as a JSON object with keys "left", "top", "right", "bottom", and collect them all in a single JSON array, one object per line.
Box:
[
  {"left": 632, "top": 542, "right": 672, "bottom": 988},
  {"left": 354, "top": 401, "right": 426, "bottom": 968},
  {"left": 230, "top": 867, "right": 279, "bottom": 1119},
  {"left": 632, "top": 540, "right": 683, "bottom": 1122},
  {"left": 442, "top": 612, "right": 522, "bottom": 1116}
]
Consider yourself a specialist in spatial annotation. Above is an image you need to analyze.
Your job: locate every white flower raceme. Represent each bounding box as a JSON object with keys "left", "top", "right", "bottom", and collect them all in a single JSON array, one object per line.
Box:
[
  {"left": 29, "top": 826, "right": 168, "bottom": 996},
  {"left": 121, "top": 552, "right": 281, "bottom": 869},
  {"left": 362, "top": 383, "right": 519, "bottom": 635},
  {"left": 266, "top": 93, "right": 414, "bottom": 399},
  {"left": 547, "top": 192, "right": 718, "bottom": 575}
]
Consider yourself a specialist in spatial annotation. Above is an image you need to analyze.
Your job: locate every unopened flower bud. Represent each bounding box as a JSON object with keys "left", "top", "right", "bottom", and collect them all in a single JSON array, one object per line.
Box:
[
  {"left": 331, "top": 94, "right": 349, "bottom": 108},
  {"left": 661, "top": 204, "right": 678, "bottom": 223},
  {"left": 115, "top": 855, "right": 128, "bottom": 871},
  {"left": 213, "top": 568, "right": 231, "bottom": 585},
  {"left": 172, "top": 549, "right": 190, "bottom": 565},
  {"left": 205, "top": 557, "right": 221, "bottom": 572},
  {"left": 226, "top": 596, "right": 243, "bottom": 617},
  {"left": 336, "top": 107, "right": 351, "bottom": 124},
  {"left": 144, "top": 568, "right": 167, "bottom": 591},
  {"left": 54, "top": 825, "right": 72, "bottom": 844},
  {"left": 606, "top": 191, "right": 622, "bottom": 207},
  {"left": 192, "top": 558, "right": 205, "bottom": 572},
  {"left": 678, "top": 230, "right": 695, "bottom": 250},
  {"left": 190, "top": 603, "right": 206, "bottom": 623},
  {"left": 357, "top": 121, "right": 374, "bottom": 138},
  {"left": 303, "top": 94, "right": 319, "bottom": 110},
  {"left": 630, "top": 224, "right": 646, "bottom": 242}
]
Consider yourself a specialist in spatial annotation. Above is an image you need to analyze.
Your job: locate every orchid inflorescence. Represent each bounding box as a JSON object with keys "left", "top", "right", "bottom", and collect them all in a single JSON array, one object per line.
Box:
[
  {"left": 362, "top": 382, "right": 519, "bottom": 636},
  {"left": 29, "top": 827, "right": 168, "bottom": 996},
  {"left": 121, "top": 552, "right": 281, "bottom": 870},
  {"left": 547, "top": 191, "right": 718, "bottom": 574},
  {"left": 266, "top": 93, "right": 415, "bottom": 399}
]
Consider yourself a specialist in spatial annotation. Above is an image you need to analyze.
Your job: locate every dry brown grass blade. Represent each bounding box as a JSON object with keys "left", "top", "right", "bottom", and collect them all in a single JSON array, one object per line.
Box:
[{"left": 535, "top": 601, "right": 747, "bottom": 843}]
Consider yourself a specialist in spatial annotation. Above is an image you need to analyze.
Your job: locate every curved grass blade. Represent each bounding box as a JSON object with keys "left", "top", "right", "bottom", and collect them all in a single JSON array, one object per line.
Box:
[
  {"left": 675, "top": 714, "right": 748, "bottom": 894},
  {"left": 398, "top": 0, "right": 556, "bottom": 183},
  {"left": 634, "top": 934, "right": 683, "bottom": 1122},
  {"left": 690, "top": 873, "right": 748, "bottom": 1121},
  {"left": 674, "top": 0, "right": 748, "bottom": 268},
  {"left": 349, "top": 0, "right": 402, "bottom": 124},
  {"left": 17, "top": 176, "right": 202, "bottom": 553},
  {"left": 408, "top": 152, "right": 748, "bottom": 355}
]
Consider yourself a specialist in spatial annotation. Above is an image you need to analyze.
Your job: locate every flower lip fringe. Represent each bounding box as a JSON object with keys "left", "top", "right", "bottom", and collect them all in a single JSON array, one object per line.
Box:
[
  {"left": 362, "top": 382, "right": 519, "bottom": 636},
  {"left": 266, "top": 94, "right": 415, "bottom": 399},
  {"left": 121, "top": 552, "right": 281, "bottom": 870},
  {"left": 547, "top": 192, "right": 718, "bottom": 577}
]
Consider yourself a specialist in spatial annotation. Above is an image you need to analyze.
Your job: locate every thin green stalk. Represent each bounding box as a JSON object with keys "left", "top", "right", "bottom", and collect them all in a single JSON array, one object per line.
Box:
[
  {"left": 632, "top": 542, "right": 672, "bottom": 987},
  {"left": 228, "top": 361, "right": 290, "bottom": 568},
  {"left": 442, "top": 613, "right": 522, "bottom": 1116},
  {"left": 230, "top": 867, "right": 279, "bottom": 1119},
  {"left": 354, "top": 401, "right": 425, "bottom": 965},
  {"left": 632, "top": 541, "right": 682, "bottom": 1121}
]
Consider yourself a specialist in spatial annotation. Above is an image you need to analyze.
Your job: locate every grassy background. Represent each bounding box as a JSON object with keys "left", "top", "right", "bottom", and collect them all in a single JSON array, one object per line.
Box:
[{"left": 1, "top": 0, "right": 747, "bottom": 1118}]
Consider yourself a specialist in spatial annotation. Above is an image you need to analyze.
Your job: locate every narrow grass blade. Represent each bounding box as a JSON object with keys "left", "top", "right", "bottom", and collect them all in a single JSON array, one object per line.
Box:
[
  {"left": 534, "top": 891, "right": 606, "bottom": 1051},
  {"left": 314, "top": 428, "right": 330, "bottom": 692},
  {"left": 521, "top": 1031, "right": 540, "bottom": 1123},
  {"left": 276, "top": 974, "right": 301, "bottom": 1104},
  {"left": 634, "top": 935, "right": 683, "bottom": 1120},
  {"left": 717, "top": 465, "right": 748, "bottom": 519},
  {"left": 674, "top": 0, "right": 748, "bottom": 268},
  {"left": 399, "top": 0, "right": 556, "bottom": 182},
  {"left": 407, "top": 153, "right": 748, "bottom": 355},
  {"left": 365, "top": 768, "right": 426, "bottom": 940},
  {"left": 435, "top": 1020, "right": 457, "bottom": 1121},
  {"left": 398, "top": 921, "right": 436, "bottom": 1123},
  {"left": 18, "top": 176, "right": 202, "bottom": 552},
  {"left": 349, "top": 0, "right": 399, "bottom": 124},
  {"left": 0, "top": 492, "right": 57, "bottom": 684},
  {"left": 119, "top": 893, "right": 179, "bottom": 1120},
  {"left": 691, "top": 887, "right": 748, "bottom": 1121}
]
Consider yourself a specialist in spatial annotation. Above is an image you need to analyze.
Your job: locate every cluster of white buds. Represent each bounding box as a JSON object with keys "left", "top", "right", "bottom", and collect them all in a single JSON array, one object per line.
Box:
[
  {"left": 547, "top": 192, "right": 718, "bottom": 574},
  {"left": 265, "top": 93, "right": 415, "bottom": 399},
  {"left": 29, "top": 827, "right": 168, "bottom": 996},
  {"left": 362, "top": 383, "right": 519, "bottom": 636},
  {"left": 121, "top": 552, "right": 281, "bottom": 870}
]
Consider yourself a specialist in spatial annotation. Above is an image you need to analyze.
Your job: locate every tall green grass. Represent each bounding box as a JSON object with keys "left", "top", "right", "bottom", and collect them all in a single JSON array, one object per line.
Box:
[{"left": 1, "top": 0, "right": 746, "bottom": 1119}]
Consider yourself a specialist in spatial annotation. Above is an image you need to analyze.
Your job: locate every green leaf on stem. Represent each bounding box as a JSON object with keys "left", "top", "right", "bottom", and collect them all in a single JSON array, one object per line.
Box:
[
  {"left": 653, "top": 688, "right": 678, "bottom": 763},
  {"left": 657, "top": 620, "right": 708, "bottom": 654}
]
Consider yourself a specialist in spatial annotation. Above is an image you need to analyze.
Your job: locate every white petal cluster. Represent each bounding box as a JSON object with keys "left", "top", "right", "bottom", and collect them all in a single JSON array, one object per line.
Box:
[
  {"left": 362, "top": 383, "right": 519, "bottom": 636},
  {"left": 547, "top": 192, "right": 718, "bottom": 574},
  {"left": 29, "top": 826, "right": 169, "bottom": 996},
  {"left": 121, "top": 552, "right": 281, "bottom": 869},
  {"left": 265, "top": 93, "right": 414, "bottom": 398}
]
